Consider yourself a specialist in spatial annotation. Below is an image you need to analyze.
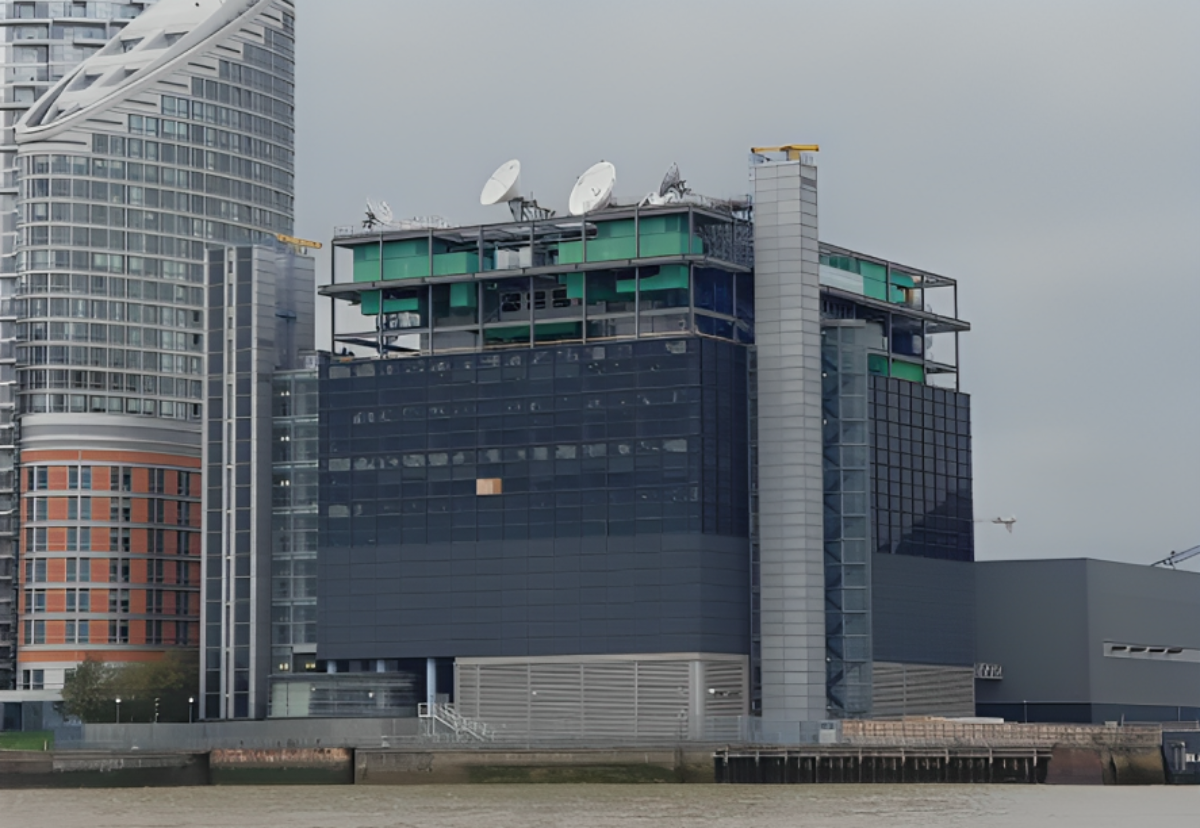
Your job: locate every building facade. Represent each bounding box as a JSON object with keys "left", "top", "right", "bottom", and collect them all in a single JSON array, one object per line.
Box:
[
  {"left": 0, "top": 0, "right": 162, "bottom": 690},
  {"left": 976, "top": 559, "right": 1200, "bottom": 724},
  {"left": 12, "top": 0, "right": 294, "bottom": 691},
  {"left": 201, "top": 243, "right": 312, "bottom": 721},
  {"left": 313, "top": 150, "right": 975, "bottom": 735}
]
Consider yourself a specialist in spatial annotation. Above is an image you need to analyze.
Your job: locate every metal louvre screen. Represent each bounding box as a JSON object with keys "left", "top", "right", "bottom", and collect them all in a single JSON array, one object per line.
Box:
[
  {"left": 871, "top": 661, "right": 975, "bottom": 719},
  {"left": 456, "top": 654, "right": 746, "bottom": 743}
]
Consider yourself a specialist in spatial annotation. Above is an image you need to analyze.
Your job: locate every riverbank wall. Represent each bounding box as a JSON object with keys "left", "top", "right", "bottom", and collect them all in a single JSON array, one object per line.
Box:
[{"left": 0, "top": 720, "right": 1178, "bottom": 788}]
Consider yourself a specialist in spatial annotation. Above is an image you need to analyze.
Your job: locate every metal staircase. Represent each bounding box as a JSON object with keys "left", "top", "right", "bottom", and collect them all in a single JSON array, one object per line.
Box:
[{"left": 418, "top": 702, "right": 495, "bottom": 742}]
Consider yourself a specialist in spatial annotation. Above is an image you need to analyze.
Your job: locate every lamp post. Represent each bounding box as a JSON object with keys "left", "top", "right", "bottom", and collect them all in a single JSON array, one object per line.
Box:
[
  {"left": 115, "top": 697, "right": 122, "bottom": 724},
  {"left": 188, "top": 696, "right": 195, "bottom": 724},
  {"left": 154, "top": 697, "right": 160, "bottom": 724}
]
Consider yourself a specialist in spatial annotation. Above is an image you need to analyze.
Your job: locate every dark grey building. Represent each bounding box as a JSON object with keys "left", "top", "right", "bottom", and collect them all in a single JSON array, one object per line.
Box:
[
  {"left": 201, "top": 244, "right": 314, "bottom": 721},
  {"left": 314, "top": 150, "right": 976, "bottom": 735},
  {"left": 976, "top": 559, "right": 1200, "bottom": 724}
]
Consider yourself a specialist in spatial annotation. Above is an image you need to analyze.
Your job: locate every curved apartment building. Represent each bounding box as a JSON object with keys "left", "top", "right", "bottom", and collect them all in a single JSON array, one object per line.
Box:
[
  {"left": 0, "top": 0, "right": 162, "bottom": 691},
  {"left": 12, "top": 0, "right": 295, "bottom": 691}
]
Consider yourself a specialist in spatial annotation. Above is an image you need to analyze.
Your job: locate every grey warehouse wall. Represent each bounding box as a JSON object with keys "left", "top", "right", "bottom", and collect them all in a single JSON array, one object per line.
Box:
[{"left": 976, "top": 559, "right": 1200, "bottom": 717}]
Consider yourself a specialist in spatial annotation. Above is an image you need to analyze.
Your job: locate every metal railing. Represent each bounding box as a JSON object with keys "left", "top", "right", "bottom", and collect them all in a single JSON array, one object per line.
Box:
[{"left": 418, "top": 702, "right": 495, "bottom": 742}]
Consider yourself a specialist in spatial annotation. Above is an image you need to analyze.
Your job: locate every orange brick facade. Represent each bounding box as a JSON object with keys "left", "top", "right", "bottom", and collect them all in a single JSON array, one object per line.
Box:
[{"left": 17, "top": 448, "right": 202, "bottom": 690}]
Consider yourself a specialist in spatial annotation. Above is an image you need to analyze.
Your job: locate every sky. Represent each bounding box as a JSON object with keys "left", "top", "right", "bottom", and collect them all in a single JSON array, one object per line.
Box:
[{"left": 291, "top": 1, "right": 1200, "bottom": 566}]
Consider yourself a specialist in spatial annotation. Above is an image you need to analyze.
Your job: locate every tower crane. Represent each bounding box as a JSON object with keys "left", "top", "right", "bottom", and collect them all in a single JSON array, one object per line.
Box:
[{"left": 1152, "top": 544, "right": 1200, "bottom": 569}]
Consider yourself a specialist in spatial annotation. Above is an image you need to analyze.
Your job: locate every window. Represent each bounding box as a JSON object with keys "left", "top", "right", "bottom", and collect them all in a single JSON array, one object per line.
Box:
[
  {"left": 109, "top": 558, "right": 130, "bottom": 583},
  {"left": 177, "top": 501, "right": 191, "bottom": 526},
  {"left": 66, "top": 558, "right": 79, "bottom": 583},
  {"left": 26, "top": 589, "right": 45, "bottom": 613},
  {"left": 68, "top": 466, "right": 91, "bottom": 490},
  {"left": 111, "top": 466, "right": 132, "bottom": 492},
  {"left": 25, "top": 621, "right": 45, "bottom": 645},
  {"left": 108, "top": 589, "right": 130, "bottom": 614},
  {"left": 176, "top": 560, "right": 191, "bottom": 585},
  {"left": 25, "top": 558, "right": 46, "bottom": 583},
  {"left": 66, "top": 588, "right": 90, "bottom": 612},
  {"left": 149, "top": 468, "right": 165, "bottom": 493},
  {"left": 108, "top": 620, "right": 129, "bottom": 644},
  {"left": 65, "top": 620, "right": 88, "bottom": 645},
  {"left": 149, "top": 559, "right": 165, "bottom": 584},
  {"left": 178, "top": 471, "right": 192, "bottom": 497},
  {"left": 110, "top": 528, "right": 130, "bottom": 553}
]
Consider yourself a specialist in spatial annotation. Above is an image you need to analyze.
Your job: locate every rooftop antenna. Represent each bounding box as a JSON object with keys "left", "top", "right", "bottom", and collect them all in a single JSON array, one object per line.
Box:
[
  {"left": 363, "top": 197, "right": 395, "bottom": 230},
  {"left": 568, "top": 161, "right": 617, "bottom": 216},
  {"left": 481, "top": 159, "right": 555, "bottom": 221},
  {"left": 640, "top": 162, "right": 690, "bottom": 207}
]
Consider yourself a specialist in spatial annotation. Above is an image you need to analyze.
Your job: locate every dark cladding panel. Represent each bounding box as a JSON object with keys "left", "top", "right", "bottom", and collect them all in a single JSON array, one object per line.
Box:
[
  {"left": 871, "top": 551, "right": 975, "bottom": 667},
  {"left": 317, "top": 337, "right": 751, "bottom": 661}
]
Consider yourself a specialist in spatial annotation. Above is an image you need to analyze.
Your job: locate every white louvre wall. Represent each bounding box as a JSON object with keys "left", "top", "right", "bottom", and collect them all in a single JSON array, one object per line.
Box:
[
  {"left": 455, "top": 653, "right": 748, "bottom": 743},
  {"left": 871, "top": 662, "right": 975, "bottom": 719}
]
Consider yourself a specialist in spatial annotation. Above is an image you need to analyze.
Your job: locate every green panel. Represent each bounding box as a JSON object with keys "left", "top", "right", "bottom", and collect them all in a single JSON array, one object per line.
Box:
[
  {"left": 484, "top": 325, "right": 529, "bottom": 343},
  {"left": 433, "top": 252, "right": 482, "bottom": 276},
  {"left": 450, "top": 281, "right": 477, "bottom": 308},
  {"left": 639, "top": 215, "right": 687, "bottom": 234},
  {"left": 594, "top": 219, "right": 635, "bottom": 239},
  {"left": 382, "top": 239, "right": 427, "bottom": 259},
  {"left": 360, "top": 290, "right": 380, "bottom": 315},
  {"left": 360, "top": 291, "right": 419, "bottom": 315},
  {"left": 890, "top": 360, "right": 926, "bottom": 383},
  {"left": 560, "top": 273, "right": 585, "bottom": 300},
  {"left": 558, "top": 241, "right": 583, "bottom": 264},
  {"left": 352, "top": 245, "right": 380, "bottom": 283},
  {"left": 533, "top": 322, "right": 579, "bottom": 336},
  {"left": 381, "top": 257, "right": 430, "bottom": 280},
  {"left": 868, "top": 354, "right": 890, "bottom": 376},
  {"left": 617, "top": 264, "right": 689, "bottom": 293},
  {"left": 639, "top": 231, "right": 703, "bottom": 258}
]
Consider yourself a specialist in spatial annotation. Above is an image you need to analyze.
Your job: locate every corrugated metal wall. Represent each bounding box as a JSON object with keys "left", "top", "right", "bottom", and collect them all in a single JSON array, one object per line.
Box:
[{"left": 871, "top": 662, "right": 975, "bottom": 718}]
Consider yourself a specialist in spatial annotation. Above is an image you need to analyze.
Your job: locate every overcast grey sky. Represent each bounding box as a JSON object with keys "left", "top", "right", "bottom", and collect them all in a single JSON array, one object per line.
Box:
[{"left": 292, "top": 1, "right": 1200, "bottom": 566}]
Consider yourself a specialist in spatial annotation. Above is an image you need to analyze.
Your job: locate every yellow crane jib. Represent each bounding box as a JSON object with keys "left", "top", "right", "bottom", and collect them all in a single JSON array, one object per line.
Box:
[
  {"left": 276, "top": 233, "right": 323, "bottom": 251},
  {"left": 751, "top": 144, "right": 820, "bottom": 161}
]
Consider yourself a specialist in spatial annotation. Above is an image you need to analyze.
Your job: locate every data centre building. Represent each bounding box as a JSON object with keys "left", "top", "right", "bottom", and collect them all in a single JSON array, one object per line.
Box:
[{"left": 315, "top": 151, "right": 975, "bottom": 737}]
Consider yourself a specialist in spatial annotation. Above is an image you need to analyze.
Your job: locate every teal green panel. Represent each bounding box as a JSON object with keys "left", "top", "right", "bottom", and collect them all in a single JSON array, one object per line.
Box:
[
  {"left": 868, "top": 354, "right": 889, "bottom": 376},
  {"left": 360, "top": 290, "right": 380, "bottom": 315},
  {"left": 388, "top": 296, "right": 420, "bottom": 312},
  {"left": 534, "top": 322, "right": 580, "bottom": 336},
  {"left": 382, "top": 239, "right": 426, "bottom": 259},
  {"left": 890, "top": 360, "right": 926, "bottom": 383},
  {"left": 433, "top": 252, "right": 481, "bottom": 276},
  {"left": 560, "top": 273, "right": 585, "bottom": 300},
  {"left": 594, "top": 219, "right": 635, "bottom": 239},
  {"left": 450, "top": 281, "right": 477, "bottom": 308},
  {"left": 381, "top": 257, "right": 430, "bottom": 280},
  {"left": 639, "top": 232, "right": 692, "bottom": 258},
  {"left": 588, "top": 237, "right": 636, "bottom": 261},
  {"left": 558, "top": 241, "right": 584, "bottom": 264},
  {"left": 618, "top": 264, "right": 690, "bottom": 293},
  {"left": 484, "top": 325, "right": 529, "bottom": 343}
]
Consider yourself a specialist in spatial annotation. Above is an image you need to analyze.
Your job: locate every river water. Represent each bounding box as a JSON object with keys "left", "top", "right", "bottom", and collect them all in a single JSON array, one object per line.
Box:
[{"left": 5, "top": 785, "right": 1198, "bottom": 828}]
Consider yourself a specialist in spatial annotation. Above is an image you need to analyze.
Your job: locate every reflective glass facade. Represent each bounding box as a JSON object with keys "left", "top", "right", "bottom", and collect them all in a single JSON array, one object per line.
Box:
[{"left": 870, "top": 376, "right": 973, "bottom": 562}]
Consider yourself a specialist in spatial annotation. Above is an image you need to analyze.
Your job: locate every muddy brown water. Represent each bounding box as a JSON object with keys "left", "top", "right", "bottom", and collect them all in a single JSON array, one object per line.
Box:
[{"left": 5, "top": 784, "right": 1199, "bottom": 827}]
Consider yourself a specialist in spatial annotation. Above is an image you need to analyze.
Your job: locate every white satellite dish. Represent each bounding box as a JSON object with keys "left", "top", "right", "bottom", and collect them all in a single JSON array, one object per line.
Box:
[
  {"left": 568, "top": 161, "right": 616, "bottom": 216},
  {"left": 364, "top": 197, "right": 395, "bottom": 230},
  {"left": 481, "top": 160, "right": 522, "bottom": 206}
]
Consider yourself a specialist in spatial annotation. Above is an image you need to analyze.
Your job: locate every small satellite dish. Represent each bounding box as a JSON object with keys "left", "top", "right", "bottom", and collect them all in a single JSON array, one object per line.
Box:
[
  {"left": 481, "top": 160, "right": 522, "bottom": 206},
  {"left": 640, "top": 163, "right": 690, "bottom": 207},
  {"left": 364, "top": 197, "right": 395, "bottom": 230},
  {"left": 568, "top": 161, "right": 616, "bottom": 216}
]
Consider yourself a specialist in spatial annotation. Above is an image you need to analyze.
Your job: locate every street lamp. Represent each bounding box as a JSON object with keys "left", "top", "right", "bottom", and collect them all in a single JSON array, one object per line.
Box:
[
  {"left": 154, "top": 697, "right": 160, "bottom": 724},
  {"left": 188, "top": 697, "right": 195, "bottom": 724},
  {"left": 115, "top": 697, "right": 122, "bottom": 724}
]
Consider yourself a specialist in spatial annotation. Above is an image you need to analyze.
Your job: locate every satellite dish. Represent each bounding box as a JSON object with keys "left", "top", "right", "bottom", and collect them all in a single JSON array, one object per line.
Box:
[
  {"left": 659, "top": 163, "right": 685, "bottom": 198},
  {"left": 364, "top": 197, "right": 395, "bottom": 230},
  {"left": 481, "top": 160, "right": 522, "bottom": 206},
  {"left": 640, "top": 163, "right": 690, "bottom": 207},
  {"left": 568, "top": 161, "right": 616, "bottom": 216}
]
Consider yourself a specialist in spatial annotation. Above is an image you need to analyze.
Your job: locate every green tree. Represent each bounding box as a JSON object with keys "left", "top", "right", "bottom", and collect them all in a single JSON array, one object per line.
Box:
[
  {"left": 60, "top": 652, "right": 200, "bottom": 724},
  {"left": 59, "top": 656, "right": 117, "bottom": 723}
]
